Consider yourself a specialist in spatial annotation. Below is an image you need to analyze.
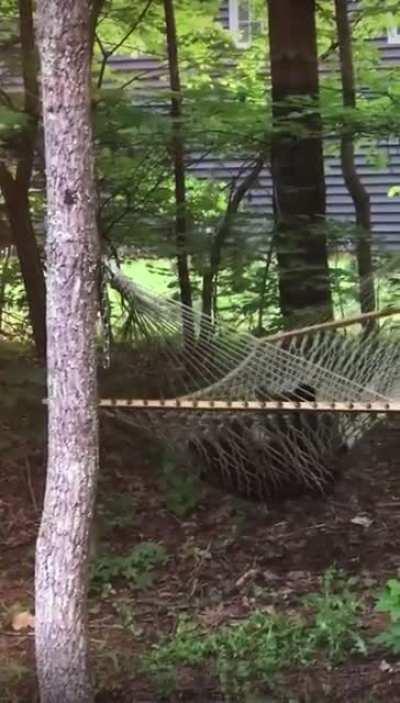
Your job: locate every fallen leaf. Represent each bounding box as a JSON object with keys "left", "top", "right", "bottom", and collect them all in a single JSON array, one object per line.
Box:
[
  {"left": 236, "top": 568, "right": 259, "bottom": 589},
  {"left": 263, "top": 570, "right": 281, "bottom": 582},
  {"left": 12, "top": 611, "right": 35, "bottom": 631},
  {"left": 350, "top": 515, "right": 373, "bottom": 528},
  {"left": 199, "top": 604, "right": 225, "bottom": 628},
  {"left": 287, "top": 570, "right": 309, "bottom": 581}
]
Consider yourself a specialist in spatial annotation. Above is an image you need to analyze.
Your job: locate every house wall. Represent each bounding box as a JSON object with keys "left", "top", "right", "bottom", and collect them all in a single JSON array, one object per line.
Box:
[
  {"left": 216, "top": 0, "right": 230, "bottom": 28},
  {"left": 108, "top": 1, "right": 400, "bottom": 250},
  {"left": 182, "top": 146, "right": 400, "bottom": 251},
  {"left": 1, "top": 2, "right": 397, "bottom": 249}
]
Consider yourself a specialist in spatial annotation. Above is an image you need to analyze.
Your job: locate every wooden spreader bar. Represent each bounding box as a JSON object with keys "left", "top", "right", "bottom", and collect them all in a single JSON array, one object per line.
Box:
[{"left": 99, "top": 398, "right": 400, "bottom": 413}]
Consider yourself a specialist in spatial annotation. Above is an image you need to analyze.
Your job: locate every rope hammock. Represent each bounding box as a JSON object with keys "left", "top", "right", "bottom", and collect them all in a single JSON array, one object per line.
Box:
[{"left": 104, "top": 262, "right": 400, "bottom": 503}]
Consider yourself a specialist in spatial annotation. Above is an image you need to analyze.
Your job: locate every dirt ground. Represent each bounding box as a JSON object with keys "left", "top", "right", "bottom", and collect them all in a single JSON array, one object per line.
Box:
[{"left": 1, "top": 407, "right": 400, "bottom": 702}]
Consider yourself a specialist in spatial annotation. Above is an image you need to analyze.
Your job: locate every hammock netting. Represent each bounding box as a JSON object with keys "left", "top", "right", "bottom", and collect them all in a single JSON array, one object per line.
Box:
[{"left": 106, "top": 263, "right": 400, "bottom": 502}]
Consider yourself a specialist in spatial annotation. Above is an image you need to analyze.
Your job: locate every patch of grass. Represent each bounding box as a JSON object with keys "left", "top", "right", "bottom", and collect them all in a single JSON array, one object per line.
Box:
[
  {"left": 161, "top": 453, "right": 202, "bottom": 518},
  {"left": 373, "top": 578, "right": 400, "bottom": 653},
  {"left": 0, "top": 660, "right": 32, "bottom": 700},
  {"left": 122, "top": 259, "right": 173, "bottom": 296},
  {"left": 304, "top": 567, "right": 366, "bottom": 663},
  {"left": 110, "top": 254, "right": 400, "bottom": 332},
  {"left": 141, "top": 568, "right": 366, "bottom": 700},
  {"left": 98, "top": 492, "right": 137, "bottom": 532},
  {"left": 91, "top": 541, "right": 168, "bottom": 592}
]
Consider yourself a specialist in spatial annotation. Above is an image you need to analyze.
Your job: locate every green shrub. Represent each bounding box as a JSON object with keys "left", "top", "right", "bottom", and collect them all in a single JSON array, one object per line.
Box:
[
  {"left": 304, "top": 567, "right": 366, "bottom": 662},
  {"left": 374, "top": 578, "right": 400, "bottom": 653},
  {"left": 92, "top": 541, "right": 168, "bottom": 591},
  {"left": 161, "top": 453, "right": 202, "bottom": 518},
  {"left": 142, "top": 568, "right": 366, "bottom": 700}
]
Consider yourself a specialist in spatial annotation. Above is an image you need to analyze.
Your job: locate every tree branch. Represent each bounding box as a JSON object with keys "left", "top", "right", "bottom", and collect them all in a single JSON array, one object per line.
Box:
[
  {"left": 89, "top": 0, "right": 107, "bottom": 59},
  {"left": 200, "top": 149, "right": 268, "bottom": 323},
  {"left": 95, "top": 0, "right": 155, "bottom": 90}
]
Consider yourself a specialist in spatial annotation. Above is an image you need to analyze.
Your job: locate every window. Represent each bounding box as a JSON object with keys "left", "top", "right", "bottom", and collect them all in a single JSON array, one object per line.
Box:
[
  {"left": 387, "top": 26, "right": 400, "bottom": 44},
  {"left": 228, "top": 0, "right": 254, "bottom": 48}
]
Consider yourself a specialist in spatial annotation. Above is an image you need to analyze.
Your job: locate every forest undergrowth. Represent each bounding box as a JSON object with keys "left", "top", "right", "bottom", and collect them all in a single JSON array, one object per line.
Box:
[{"left": 1, "top": 345, "right": 400, "bottom": 702}]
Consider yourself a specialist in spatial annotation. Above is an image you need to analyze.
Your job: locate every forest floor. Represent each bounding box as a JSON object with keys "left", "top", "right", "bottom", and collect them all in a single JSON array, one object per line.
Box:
[{"left": 1, "top": 354, "right": 400, "bottom": 701}]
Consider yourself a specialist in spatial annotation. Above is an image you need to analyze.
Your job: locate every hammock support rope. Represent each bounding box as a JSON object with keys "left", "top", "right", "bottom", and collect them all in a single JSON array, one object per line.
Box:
[
  {"left": 99, "top": 398, "right": 400, "bottom": 413},
  {"left": 94, "top": 262, "right": 400, "bottom": 502}
]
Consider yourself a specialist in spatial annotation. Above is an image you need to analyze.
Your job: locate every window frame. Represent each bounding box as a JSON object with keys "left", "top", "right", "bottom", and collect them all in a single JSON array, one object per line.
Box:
[
  {"left": 387, "top": 26, "right": 400, "bottom": 44},
  {"left": 228, "top": 0, "right": 253, "bottom": 49}
]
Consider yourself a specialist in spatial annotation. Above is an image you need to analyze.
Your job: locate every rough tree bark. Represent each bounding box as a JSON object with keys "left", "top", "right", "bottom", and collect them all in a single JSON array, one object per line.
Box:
[
  {"left": 267, "top": 0, "right": 333, "bottom": 327},
  {"left": 0, "top": 0, "right": 46, "bottom": 358},
  {"left": 163, "top": 0, "right": 194, "bottom": 345},
  {"left": 334, "top": 0, "right": 376, "bottom": 320},
  {"left": 35, "top": 1, "right": 99, "bottom": 702}
]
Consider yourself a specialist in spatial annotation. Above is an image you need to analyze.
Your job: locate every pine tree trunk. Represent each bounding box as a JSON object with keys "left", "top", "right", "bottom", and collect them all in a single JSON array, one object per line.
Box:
[
  {"left": 0, "top": 0, "right": 47, "bottom": 359},
  {"left": 163, "top": 0, "right": 194, "bottom": 346},
  {"left": 267, "top": 0, "right": 333, "bottom": 327},
  {"left": 334, "top": 0, "right": 376, "bottom": 322},
  {"left": 35, "top": 2, "right": 99, "bottom": 702}
]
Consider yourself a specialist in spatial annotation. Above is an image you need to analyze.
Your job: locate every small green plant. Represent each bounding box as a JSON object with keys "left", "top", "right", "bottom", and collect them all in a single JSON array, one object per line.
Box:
[
  {"left": 374, "top": 578, "right": 400, "bottom": 653},
  {"left": 304, "top": 567, "right": 366, "bottom": 662},
  {"left": 142, "top": 612, "right": 313, "bottom": 700},
  {"left": 0, "top": 660, "right": 32, "bottom": 695},
  {"left": 141, "top": 618, "right": 210, "bottom": 698},
  {"left": 113, "top": 600, "right": 137, "bottom": 635},
  {"left": 141, "top": 568, "right": 366, "bottom": 700},
  {"left": 98, "top": 492, "right": 136, "bottom": 531},
  {"left": 92, "top": 541, "right": 168, "bottom": 590},
  {"left": 212, "top": 612, "right": 312, "bottom": 699},
  {"left": 161, "top": 453, "right": 202, "bottom": 518}
]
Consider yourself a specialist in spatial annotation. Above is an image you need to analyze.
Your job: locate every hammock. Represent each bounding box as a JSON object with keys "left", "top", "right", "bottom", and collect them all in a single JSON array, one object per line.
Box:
[{"left": 105, "top": 262, "right": 400, "bottom": 502}]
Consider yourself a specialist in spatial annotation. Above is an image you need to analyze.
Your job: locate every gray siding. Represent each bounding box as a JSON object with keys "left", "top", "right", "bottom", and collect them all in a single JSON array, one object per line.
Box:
[
  {"left": 217, "top": 0, "right": 230, "bottom": 29},
  {"left": 108, "top": 41, "right": 400, "bottom": 250},
  {"left": 185, "top": 147, "right": 400, "bottom": 250},
  {"left": 375, "top": 36, "right": 400, "bottom": 64},
  {"left": 1, "top": 1, "right": 398, "bottom": 248}
]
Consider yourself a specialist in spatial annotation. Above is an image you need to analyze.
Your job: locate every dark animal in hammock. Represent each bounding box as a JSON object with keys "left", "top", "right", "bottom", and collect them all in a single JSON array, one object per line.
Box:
[{"left": 188, "top": 384, "right": 344, "bottom": 503}]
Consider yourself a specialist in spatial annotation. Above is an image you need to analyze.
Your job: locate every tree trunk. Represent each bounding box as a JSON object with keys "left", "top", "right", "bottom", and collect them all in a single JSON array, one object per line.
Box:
[
  {"left": 200, "top": 152, "right": 267, "bottom": 340},
  {"left": 89, "top": 0, "right": 106, "bottom": 59},
  {"left": 0, "top": 166, "right": 47, "bottom": 356},
  {"left": 267, "top": 0, "right": 333, "bottom": 327},
  {"left": 334, "top": 0, "right": 376, "bottom": 320},
  {"left": 0, "top": 0, "right": 47, "bottom": 358},
  {"left": 0, "top": 246, "right": 11, "bottom": 332},
  {"left": 35, "top": 2, "right": 99, "bottom": 702},
  {"left": 255, "top": 237, "right": 275, "bottom": 336},
  {"left": 163, "top": 0, "right": 194, "bottom": 346}
]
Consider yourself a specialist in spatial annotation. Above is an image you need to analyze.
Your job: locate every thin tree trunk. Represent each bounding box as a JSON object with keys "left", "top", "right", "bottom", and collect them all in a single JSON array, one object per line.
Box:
[
  {"left": 0, "top": 246, "right": 11, "bottom": 332},
  {"left": 267, "top": 0, "right": 333, "bottom": 327},
  {"left": 163, "top": 0, "right": 194, "bottom": 346},
  {"left": 89, "top": 0, "right": 106, "bottom": 59},
  {"left": 0, "top": 166, "right": 47, "bottom": 356},
  {"left": 35, "top": 1, "right": 99, "bottom": 702},
  {"left": 200, "top": 152, "right": 267, "bottom": 339},
  {"left": 0, "top": 0, "right": 46, "bottom": 358},
  {"left": 334, "top": 0, "right": 376, "bottom": 320},
  {"left": 256, "top": 235, "right": 275, "bottom": 336}
]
